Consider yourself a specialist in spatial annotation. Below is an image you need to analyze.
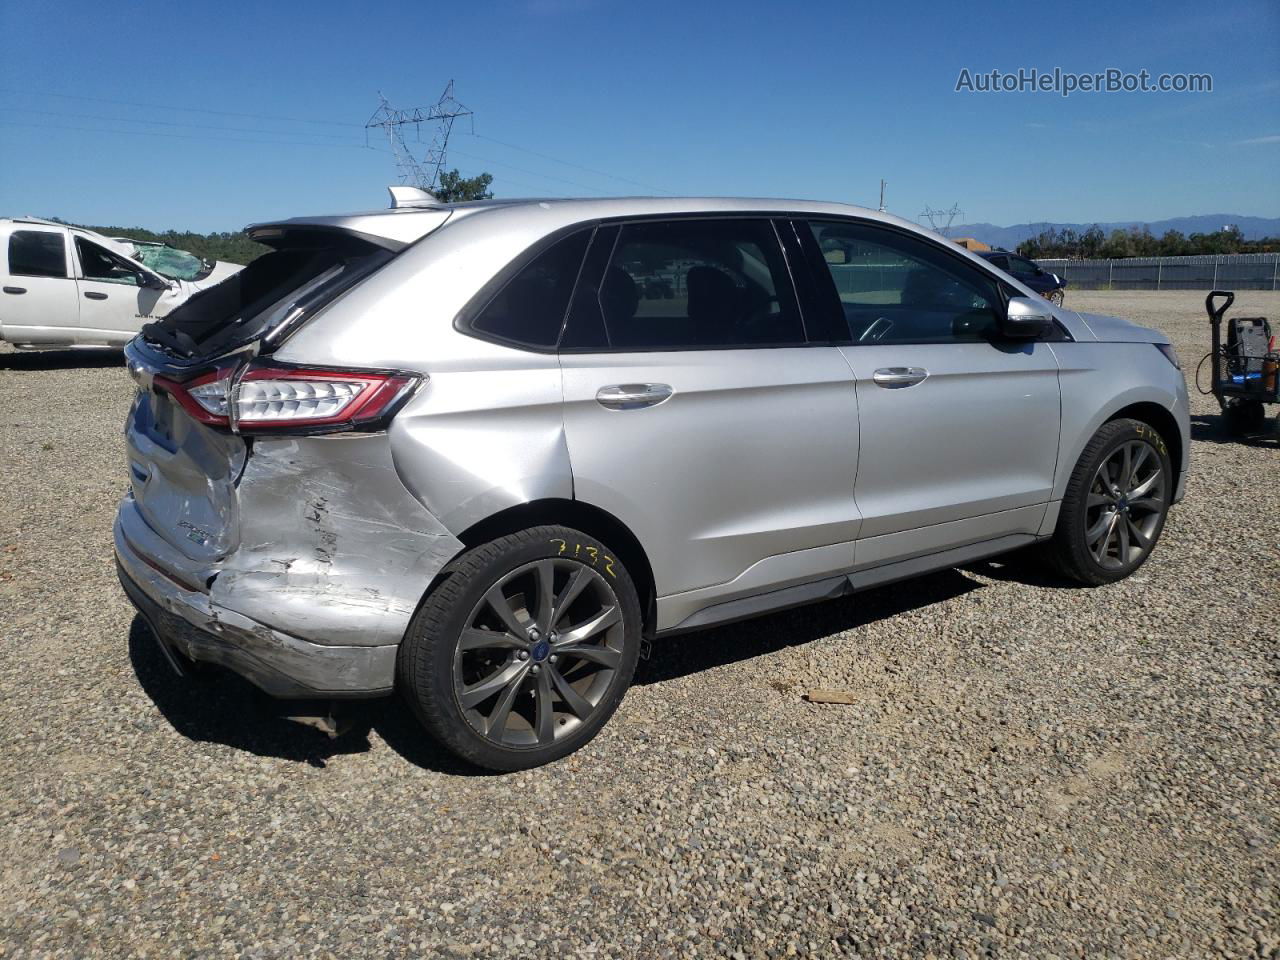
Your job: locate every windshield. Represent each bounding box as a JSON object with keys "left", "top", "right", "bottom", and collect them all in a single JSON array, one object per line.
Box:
[{"left": 123, "top": 241, "right": 214, "bottom": 282}]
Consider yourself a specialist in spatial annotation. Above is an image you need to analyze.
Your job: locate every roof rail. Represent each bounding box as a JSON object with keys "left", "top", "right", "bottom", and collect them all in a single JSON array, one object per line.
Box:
[{"left": 387, "top": 185, "right": 447, "bottom": 210}]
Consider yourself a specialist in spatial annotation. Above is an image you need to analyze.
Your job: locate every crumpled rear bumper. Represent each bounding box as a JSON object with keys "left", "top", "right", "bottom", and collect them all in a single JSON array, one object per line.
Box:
[{"left": 115, "top": 514, "right": 398, "bottom": 698}]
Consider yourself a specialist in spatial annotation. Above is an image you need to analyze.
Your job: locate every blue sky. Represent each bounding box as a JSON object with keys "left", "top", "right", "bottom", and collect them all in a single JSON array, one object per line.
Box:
[{"left": 1, "top": 0, "right": 1277, "bottom": 232}]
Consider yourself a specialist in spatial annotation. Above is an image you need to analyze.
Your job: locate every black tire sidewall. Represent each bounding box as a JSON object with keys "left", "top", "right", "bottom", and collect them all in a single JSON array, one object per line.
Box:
[{"left": 401, "top": 525, "right": 642, "bottom": 772}]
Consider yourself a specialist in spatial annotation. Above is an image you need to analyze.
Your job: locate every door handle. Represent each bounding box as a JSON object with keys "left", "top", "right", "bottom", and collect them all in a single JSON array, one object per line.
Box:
[
  {"left": 84, "top": 291, "right": 108, "bottom": 300},
  {"left": 872, "top": 366, "right": 929, "bottom": 388},
  {"left": 596, "top": 383, "right": 673, "bottom": 410},
  {"left": 2, "top": 286, "right": 26, "bottom": 295}
]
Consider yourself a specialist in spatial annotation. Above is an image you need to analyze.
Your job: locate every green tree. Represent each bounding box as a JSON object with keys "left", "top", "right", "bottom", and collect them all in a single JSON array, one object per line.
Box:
[{"left": 433, "top": 169, "right": 494, "bottom": 202}]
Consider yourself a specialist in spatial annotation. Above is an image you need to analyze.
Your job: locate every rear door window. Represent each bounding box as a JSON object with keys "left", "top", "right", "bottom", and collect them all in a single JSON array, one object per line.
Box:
[
  {"left": 586, "top": 218, "right": 804, "bottom": 350},
  {"left": 8, "top": 230, "right": 67, "bottom": 278}
]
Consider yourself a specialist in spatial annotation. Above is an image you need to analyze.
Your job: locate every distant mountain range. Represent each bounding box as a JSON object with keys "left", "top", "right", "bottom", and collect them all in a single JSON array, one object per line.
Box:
[{"left": 948, "top": 215, "right": 1280, "bottom": 248}]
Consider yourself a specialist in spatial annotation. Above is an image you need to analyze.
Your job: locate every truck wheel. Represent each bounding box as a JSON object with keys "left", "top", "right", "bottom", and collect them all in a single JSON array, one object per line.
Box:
[
  {"left": 1223, "top": 399, "right": 1266, "bottom": 435},
  {"left": 398, "top": 525, "right": 642, "bottom": 771},
  {"left": 1045, "top": 418, "right": 1172, "bottom": 586}
]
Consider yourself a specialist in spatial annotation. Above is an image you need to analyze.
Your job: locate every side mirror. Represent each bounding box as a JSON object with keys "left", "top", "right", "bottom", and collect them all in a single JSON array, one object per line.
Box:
[
  {"left": 1002, "top": 296, "right": 1053, "bottom": 338},
  {"left": 137, "top": 271, "right": 168, "bottom": 290}
]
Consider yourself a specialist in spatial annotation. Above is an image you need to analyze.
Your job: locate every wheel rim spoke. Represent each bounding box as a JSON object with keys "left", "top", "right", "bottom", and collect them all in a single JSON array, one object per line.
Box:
[
  {"left": 459, "top": 627, "right": 528, "bottom": 652},
  {"left": 549, "top": 666, "right": 595, "bottom": 719},
  {"left": 555, "top": 605, "right": 620, "bottom": 646},
  {"left": 532, "top": 560, "right": 556, "bottom": 635},
  {"left": 1086, "top": 510, "right": 1114, "bottom": 547},
  {"left": 1092, "top": 512, "right": 1118, "bottom": 562},
  {"left": 534, "top": 668, "right": 556, "bottom": 744},
  {"left": 1129, "top": 496, "right": 1163, "bottom": 515},
  {"left": 1129, "top": 468, "right": 1162, "bottom": 500},
  {"left": 551, "top": 567, "right": 592, "bottom": 629},
  {"left": 460, "top": 660, "right": 527, "bottom": 709},
  {"left": 1087, "top": 491, "right": 1113, "bottom": 509},
  {"left": 484, "top": 586, "right": 530, "bottom": 640},
  {"left": 555, "top": 642, "right": 622, "bottom": 670},
  {"left": 1125, "top": 515, "right": 1150, "bottom": 551},
  {"left": 1127, "top": 443, "right": 1150, "bottom": 485},
  {"left": 484, "top": 666, "right": 529, "bottom": 736},
  {"left": 1115, "top": 514, "right": 1131, "bottom": 561}
]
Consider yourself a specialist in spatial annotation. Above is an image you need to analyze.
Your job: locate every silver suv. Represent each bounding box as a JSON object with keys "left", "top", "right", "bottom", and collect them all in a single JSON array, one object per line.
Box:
[{"left": 115, "top": 195, "right": 1190, "bottom": 770}]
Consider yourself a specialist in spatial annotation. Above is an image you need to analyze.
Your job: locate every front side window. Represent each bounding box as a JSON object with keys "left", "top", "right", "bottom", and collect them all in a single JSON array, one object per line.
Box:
[
  {"left": 76, "top": 238, "right": 142, "bottom": 285},
  {"left": 471, "top": 230, "right": 591, "bottom": 348},
  {"left": 808, "top": 221, "right": 1002, "bottom": 344},
  {"left": 595, "top": 219, "right": 803, "bottom": 349},
  {"left": 8, "top": 230, "right": 67, "bottom": 278}
]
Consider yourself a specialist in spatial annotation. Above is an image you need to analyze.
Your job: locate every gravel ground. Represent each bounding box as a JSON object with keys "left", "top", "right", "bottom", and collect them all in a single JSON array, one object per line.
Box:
[{"left": 1, "top": 290, "right": 1277, "bottom": 960}]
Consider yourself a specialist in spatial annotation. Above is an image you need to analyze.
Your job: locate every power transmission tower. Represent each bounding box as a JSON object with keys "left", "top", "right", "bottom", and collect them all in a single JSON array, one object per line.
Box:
[
  {"left": 365, "top": 81, "right": 473, "bottom": 192},
  {"left": 918, "top": 204, "right": 964, "bottom": 237}
]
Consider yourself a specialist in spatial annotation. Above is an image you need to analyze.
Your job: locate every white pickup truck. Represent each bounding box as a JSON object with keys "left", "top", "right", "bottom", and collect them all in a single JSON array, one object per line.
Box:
[{"left": 0, "top": 217, "right": 242, "bottom": 349}]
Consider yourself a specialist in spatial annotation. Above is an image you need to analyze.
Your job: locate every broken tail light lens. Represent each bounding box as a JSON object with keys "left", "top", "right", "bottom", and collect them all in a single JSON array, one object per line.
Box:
[{"left": 156, "top": 364, "right": 419, "bottom": 434}]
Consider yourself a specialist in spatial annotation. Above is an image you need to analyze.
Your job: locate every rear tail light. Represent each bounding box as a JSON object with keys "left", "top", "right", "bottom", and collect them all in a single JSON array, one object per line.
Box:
[{"left": 155, "top": 364, "right": 420, "bottom": 434}]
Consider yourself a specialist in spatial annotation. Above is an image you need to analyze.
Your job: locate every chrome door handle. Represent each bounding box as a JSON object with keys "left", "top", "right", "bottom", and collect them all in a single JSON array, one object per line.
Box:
[
  {"left": 596, "top": 383, "right": 673, "bottom": 410},
  {"left": 872, "top": 366, "right": 929, "bottom": 388}
]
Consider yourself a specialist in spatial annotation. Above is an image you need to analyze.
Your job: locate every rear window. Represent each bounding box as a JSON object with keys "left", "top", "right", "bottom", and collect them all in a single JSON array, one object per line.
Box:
[
  {"left": 141, "top": 234, "right": 392, "bottom": 358},
  {"left": 470, "top": 230, "right": 590, "bottom": 349},
  {"left": 8, "top": 230, "right": 67, "bottom": 278}
]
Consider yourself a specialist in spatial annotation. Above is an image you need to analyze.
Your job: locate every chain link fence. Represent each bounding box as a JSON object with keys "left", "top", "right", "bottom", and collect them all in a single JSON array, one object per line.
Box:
[{"left": 1034, "top": 254, "right": 1280, "bottom": 291}]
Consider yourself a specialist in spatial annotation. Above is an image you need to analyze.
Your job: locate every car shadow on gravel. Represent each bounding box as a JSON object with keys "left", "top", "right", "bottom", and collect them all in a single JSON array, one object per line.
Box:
[
  {"left": 1190, "top": 412, "right": 1278, "bottom": 447},
  {"left": 0, "top": 348, "right": 124, "bottom": 370},
  {"left": 636, "top": 568, "right": 983, "bottom": 686},
  {"left": 128, "top": 617, "right": 495, "bottom": 775}
]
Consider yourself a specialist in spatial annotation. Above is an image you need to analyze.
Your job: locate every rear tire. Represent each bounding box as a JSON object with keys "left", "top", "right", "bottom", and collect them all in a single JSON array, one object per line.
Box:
[
  {"left": 1044, "top": 418, "right": 1172, "bottom": 585},
  {"left": 398, "top": 525, "right": 642, "bottom": 771}
]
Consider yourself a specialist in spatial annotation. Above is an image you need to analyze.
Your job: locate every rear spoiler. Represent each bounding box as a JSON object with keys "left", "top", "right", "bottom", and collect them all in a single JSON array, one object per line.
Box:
[{"left": 245, "top": 208, "right": 453, "bottom": 251}]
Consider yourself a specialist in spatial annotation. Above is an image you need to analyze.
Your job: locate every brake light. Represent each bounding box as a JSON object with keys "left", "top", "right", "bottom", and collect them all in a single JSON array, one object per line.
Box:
[
  {"left": 233, "top": 367, "right": 417, "bottom": 430},
  {"left": 155, "top": 364, "right": 419, "bottom": 433}
]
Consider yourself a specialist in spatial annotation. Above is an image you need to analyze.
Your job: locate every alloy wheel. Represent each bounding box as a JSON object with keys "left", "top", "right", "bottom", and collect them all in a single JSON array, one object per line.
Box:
[
  {"left": 453, "top": 559, "right": 625, "bottom": 748},
  {"left": 1084, "top": 439, "right": 1166, "bottom": 570}
]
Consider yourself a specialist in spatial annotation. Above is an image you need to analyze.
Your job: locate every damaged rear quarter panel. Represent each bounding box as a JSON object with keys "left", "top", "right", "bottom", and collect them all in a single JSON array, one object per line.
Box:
[{"left": 211, "top": 434, "right": 463, "bottom": 647}]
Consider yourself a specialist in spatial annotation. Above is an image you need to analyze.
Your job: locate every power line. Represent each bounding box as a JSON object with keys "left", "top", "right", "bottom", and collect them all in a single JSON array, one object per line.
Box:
[
  {"left": 0, "top": 87, "right": 357, "bottom": 128},
  {"left": 0, "top": 118, "right": 378, "bottom": 150},
  {"left": 0, "top": 105, "right": 365, "bottom": 142},
  {"left": 469, "top": 132, "right": 670, "bottom": 194}
]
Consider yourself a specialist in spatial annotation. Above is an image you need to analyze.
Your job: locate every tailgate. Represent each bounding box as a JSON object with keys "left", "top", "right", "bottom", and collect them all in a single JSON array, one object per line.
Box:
[{"left": 125, "top": 365, "right": 246, "bottom": 565}]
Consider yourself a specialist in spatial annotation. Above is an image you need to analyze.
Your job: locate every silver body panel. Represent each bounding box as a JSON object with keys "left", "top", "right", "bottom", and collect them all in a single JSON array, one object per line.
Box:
[{"left": 115, "top": 196, "right": 1191, "bottom": 696}]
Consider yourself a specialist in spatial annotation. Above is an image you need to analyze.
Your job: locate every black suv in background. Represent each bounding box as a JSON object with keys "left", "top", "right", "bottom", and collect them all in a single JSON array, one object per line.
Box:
[{"left": 977, "top": 250, "right": 1067, "bottom": 306}]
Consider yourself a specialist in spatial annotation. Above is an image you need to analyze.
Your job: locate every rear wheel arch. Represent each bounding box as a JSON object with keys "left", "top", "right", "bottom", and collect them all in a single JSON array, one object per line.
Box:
[{"left": 451, "top": 498, "right": 657, "bottom": 636}]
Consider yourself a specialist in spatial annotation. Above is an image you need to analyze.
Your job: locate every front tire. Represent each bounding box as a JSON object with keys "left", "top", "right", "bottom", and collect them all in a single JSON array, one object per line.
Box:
[
  {"left": 398, "top": 525, "right": 642, "bottom": 771},
  {"left": 1048, "top": 289, "right": 1065, "bottom": 307},
  {"left": 1045, "top": 418, "right": 1172, "bottom": 585}
]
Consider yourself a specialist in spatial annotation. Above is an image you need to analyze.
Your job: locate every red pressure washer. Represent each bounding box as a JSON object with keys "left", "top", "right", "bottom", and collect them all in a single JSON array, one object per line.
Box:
[{"left": 1198, "top": 290, "right": 1279, "bottom": 435}]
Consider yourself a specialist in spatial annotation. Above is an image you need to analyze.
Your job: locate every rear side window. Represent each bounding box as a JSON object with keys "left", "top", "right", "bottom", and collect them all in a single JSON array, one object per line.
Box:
[
  {"left": 471, "top": 230, "right": 590, "bottom": 348},
  {"left": 594, "top": 218, "right": 803, "bottom": 350},
  {"left": 8, "top": 230, "right": 67, "bottom": 278},
  {"left": 1006, "top": 256, "right": 1040, "bottom": 279}
]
